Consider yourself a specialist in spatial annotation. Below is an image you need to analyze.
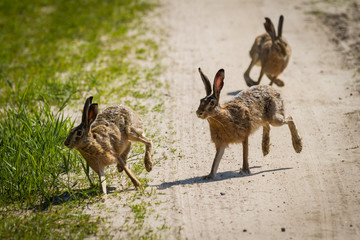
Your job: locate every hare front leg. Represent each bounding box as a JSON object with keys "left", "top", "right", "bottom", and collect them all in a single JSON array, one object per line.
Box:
[
  {"left": 202, "top": 145, "right": 226, "bottom": 180},
  {"left": 98, "top": 169, "right": 107, "bottom": 195},
  {"left": 240, "top": 136, "right": 251, "bottom": 175}
]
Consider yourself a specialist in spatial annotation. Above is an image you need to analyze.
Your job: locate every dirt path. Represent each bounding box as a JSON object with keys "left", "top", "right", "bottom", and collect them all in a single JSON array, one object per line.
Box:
[{"left": 149, "top": 0, "right": 360, "bottom": 239}]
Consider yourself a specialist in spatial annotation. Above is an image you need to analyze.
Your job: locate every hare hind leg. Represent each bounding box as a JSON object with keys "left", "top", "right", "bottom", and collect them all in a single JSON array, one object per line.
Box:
[
  {"left": 269, "top": 115, "right": 302, "bottom": 153},
  {"left": 262, "top": 123, "right": 271, "bottom": 156},
  {"left": 116, "top": 154, "right": 141, "bottom": 188},
  {"left": 240, "top": 136, "right": 251, "bottom": 175},
  {"left": 285, "top": 116, "right": 302, "bottom": 153},
  {"left": 128, "top": 128, "right": 153, "bottom": 172},
  {"left": 117, "top": 142, "right": 131, "bottom": 173},
  {"left": 244, "top": 54, "right": 261, "bottom": 87}
]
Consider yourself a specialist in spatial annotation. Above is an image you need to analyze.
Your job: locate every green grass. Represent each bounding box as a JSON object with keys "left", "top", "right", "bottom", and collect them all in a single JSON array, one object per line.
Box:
[
  {"left": 0, "top": 0, "right": 167, "bottom": 239},
  {"left": 0, "top": 0, "right": 160, "bottom": 107},
  {"left": 306, "top": 10, "right": 324, "bottom": 15},
  {"left": 0, "top": 206, "right": 110, "bottom": 240},
  {"left": 0, "top": 0, "right": 163, "bottom": 204},
  {"left": 0, "top": 97, "right": 83, "bottom": 207},
  {"left": 120, "top": 199, "right": 165, "bottom": 240}
]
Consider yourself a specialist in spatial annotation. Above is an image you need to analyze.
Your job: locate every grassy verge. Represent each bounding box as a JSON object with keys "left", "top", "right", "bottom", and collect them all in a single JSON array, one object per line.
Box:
[
  {"left": 0, "top": 0, "right": 168, "bottom": 238},
  {"left": 0, "top": 205, "right": 110, "bottom": 240},
  {"left": 0, "top": 97, "right": 81, "bottom": 207},
  {"left": 0, "top": 0, "right": 160, "bottom": 106}
]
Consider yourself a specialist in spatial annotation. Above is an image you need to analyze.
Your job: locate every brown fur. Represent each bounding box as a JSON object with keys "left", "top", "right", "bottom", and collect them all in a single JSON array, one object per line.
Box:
[
  {"left": 64, "top": 97, "right": 153, "bottom": 196},
  {"left": 244, "top": 15, "right": 291, "bottom": 87},
  {"left": 197, "top": 68, "right": 302, "bottom": 179}
]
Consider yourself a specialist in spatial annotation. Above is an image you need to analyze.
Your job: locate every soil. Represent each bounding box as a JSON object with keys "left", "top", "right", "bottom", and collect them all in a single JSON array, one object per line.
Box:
[
  {"left": 98, "top": 0, "right": 360, "bottom": 239},
  {"left": 318, "top": 1, "right": 360, "bottom": 67}
]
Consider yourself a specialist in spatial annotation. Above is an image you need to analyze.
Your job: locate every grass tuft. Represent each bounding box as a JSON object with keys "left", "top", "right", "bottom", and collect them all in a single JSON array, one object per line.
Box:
[{"left": 0, "top": 97, "right": 82, "bottom": 207}]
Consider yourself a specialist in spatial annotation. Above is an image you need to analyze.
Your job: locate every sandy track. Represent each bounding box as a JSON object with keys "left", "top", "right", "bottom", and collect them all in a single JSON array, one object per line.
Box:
[{"left": 148, "top": 0, "right": 360, "bottom": 239}]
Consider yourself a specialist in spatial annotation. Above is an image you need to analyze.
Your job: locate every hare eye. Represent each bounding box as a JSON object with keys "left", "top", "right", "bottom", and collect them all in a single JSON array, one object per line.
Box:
[
  {"left": 210, "top": 100, "right": 215, "bottom": 106},
  {"left": 76, "top": 130, "right": 82, "bottom": 136}
]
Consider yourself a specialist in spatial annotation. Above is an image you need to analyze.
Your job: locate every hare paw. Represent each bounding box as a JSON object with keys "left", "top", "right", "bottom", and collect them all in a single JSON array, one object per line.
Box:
[
  {"left": 145, "top": 162, "right": 153, "bottom": 172},
  {"left": 117, "top": 164, "right": 124, "bottom": 173},
  {"left": 262, "top": 142, "right": 270, "bottom": 156},
  {"left": 101, "top": 194, "right": 107, "bottom": 202},
  {"left": 240, "top": 168, "right": 251, "bottom": 175},
  {"left": 133, "top": 180, "right": 142, "bottom": 189},
  {"left": 293, "top": 137, "right": 303, "bottom": 153},
  {"left": 262, "top": 148, "right": 270, "bottom": 156},
  {"left": 145, "top": 159, "right": 153, "bottom": 172},
  {"left": 273, "top": 79, "right": 285, "bottom": 87},
  {"left": 245, "top": 78, "right": 257, "bottom": 87}
]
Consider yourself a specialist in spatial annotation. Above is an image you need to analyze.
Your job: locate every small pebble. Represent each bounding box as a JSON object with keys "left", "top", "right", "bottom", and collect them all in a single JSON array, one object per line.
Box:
[
  {"left": 220, "top": 192, "right": 225, "bottom": 196},
  {"left": 243, "top": 229, "right": 247, "bottom": 232},
  {"left": 281, "top": 228, "right": 286, "bottom": 232},
  {"left": 350, "top": 224, "right": 353, "bottom": 227}
]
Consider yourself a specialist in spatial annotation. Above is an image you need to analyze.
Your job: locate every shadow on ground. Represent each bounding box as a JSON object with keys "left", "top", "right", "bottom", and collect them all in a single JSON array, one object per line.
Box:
[
  {"left": 227, "top": 90, "right": 242, "bottom": 96},
  {"left": 156, "top": 166, "right": 292, "bottom": 190},
  {"left": 36, "top": 185, "right": 136, "bottom": 211}
]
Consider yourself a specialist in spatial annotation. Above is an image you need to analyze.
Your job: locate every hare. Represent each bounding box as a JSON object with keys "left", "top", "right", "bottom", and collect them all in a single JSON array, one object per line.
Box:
[
  {"left": 64, "top": 96, "right": 153, "bottom": 195},
  {"left": 244, "top": 15, "right": 291, "bottom": 87},
  {"left": 196, "top": 68, "right": 302, "bottom": 179}
]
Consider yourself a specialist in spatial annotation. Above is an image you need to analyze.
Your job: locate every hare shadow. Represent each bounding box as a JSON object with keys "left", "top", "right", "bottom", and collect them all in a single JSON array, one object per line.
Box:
[
  {"left": 227, "top": 90, "right": 242, "bottom": 96},
  {"left": 37, "top": 185, "right": 135, "bottom": 211},
  {"left": 157, "top": 166, "right": 292, "bottom": 190}
]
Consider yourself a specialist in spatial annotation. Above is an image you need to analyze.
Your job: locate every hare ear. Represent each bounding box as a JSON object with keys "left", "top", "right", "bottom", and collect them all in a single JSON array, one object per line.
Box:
[
  {"left": 264, "top": 17, "right": 276, "bottom": 42},
  {"left": 82, "top": 96, "right": 93, "bottom": 129},
  {"left": 213, "top": 69, "right": 224, "bottom": 100},
  {"left": 198, "top": 68, "right": 212, "bottom": 96},
  {"left": 88, "top": 103, "right": 98, "bottom": 127},
  {"left": 278, "top": 15, "right": 284, "bottom": 38}
]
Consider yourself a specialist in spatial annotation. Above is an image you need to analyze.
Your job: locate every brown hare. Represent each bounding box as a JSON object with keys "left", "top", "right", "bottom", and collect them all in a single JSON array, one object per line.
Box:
[
  {"left": 196, "top": 68, "right": 302, "bottom": 179},
  {"left": 64, "top": 96, "right": 153, "bottom": 195},
  {"left": 244, "top": 15, "right": 291, "bottom": 87}
]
